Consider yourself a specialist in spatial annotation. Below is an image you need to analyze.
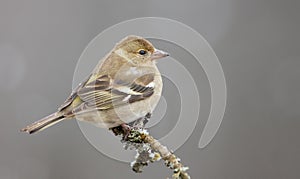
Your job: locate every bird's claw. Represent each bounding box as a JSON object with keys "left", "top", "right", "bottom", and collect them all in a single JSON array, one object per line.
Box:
[{"left": 121, "top": 123, "right": 132, "bottom": 141}]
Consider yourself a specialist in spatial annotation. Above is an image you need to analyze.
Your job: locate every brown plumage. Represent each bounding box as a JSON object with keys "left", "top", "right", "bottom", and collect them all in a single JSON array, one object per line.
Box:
[{"left": 21, "top": 35, "right": 169, "bottom": 134}]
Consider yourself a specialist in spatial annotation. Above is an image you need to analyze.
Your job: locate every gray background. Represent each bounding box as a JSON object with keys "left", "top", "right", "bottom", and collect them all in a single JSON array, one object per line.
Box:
[{"left": 1, "top": 0, "right": 300, "bottom": 179}]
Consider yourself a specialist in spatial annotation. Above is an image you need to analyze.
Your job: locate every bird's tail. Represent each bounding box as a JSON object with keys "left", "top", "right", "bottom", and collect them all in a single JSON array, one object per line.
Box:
[{"left": 21, "top": 113, "right": 65, "bottom": 134}]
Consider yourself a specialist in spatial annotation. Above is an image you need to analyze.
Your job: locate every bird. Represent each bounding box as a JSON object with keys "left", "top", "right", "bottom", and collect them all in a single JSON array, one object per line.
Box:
[{"left": 21, "top": 35, "right": 169, "bottom": 135}]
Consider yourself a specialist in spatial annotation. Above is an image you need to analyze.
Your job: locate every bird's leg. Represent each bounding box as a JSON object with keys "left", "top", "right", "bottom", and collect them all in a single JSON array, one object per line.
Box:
[
  {"left": 109, "top": 123, "right": 132, "bottom": 140},
  {"left": 110, "top": 113, "right": 152, "bottom": 140},
  {"left": 131, "top": 118, "right": 144, "bottom": 129},
  {"left": 110, "top": 125, "right": 123, "bottom": 136},
  {"left": 121, "top": 123, "right": 132, "bottom": 140},
  {"left": 131, "top": 112, "right": 152, "bottom": 129},
  {"left": 145, "top": 112, "right": 151, "bottom": 119},
  {"left": 144, "top": 112, "right": 151, "bottom": 125}
]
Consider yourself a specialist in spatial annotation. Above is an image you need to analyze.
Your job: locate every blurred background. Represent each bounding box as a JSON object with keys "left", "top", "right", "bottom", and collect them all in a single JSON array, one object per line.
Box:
[{"left": 1, "top": 0, "right": 300, "bottom": 179}]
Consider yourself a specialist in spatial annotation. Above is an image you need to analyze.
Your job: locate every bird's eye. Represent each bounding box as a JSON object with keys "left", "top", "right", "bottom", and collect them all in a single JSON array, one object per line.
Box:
[{"left": 138, "top": 49, "right": 147, "bottom": 55}]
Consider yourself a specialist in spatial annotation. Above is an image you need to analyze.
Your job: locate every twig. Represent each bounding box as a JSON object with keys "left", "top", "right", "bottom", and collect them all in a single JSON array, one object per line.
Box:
[{"left": 111, "top": 125, "right": 191, "bottom": 179}]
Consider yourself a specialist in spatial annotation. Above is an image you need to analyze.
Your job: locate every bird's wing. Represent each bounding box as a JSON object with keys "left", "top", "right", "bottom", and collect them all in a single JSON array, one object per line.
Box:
[
  {"left": 58, "top": 74, "right": 92, "bottom": 112},
  {"left": 69, "top": 72, "right": 155, "bottom": 114}
]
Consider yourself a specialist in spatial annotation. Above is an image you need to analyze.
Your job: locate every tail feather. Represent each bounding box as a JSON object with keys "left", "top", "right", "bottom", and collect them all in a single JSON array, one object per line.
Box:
[{"left": 21, "top": 113, "right": 64, "bottom": 134}]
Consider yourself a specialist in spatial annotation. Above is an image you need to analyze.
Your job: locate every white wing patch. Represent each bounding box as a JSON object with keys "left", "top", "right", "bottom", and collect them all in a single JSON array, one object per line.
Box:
[
  {"left": 116, "top": 86, "right": 142, "bottom": 95},
  {"left": 122, "top": 95, "right": 131, "bottom": 102},
  {"left": 146, "top": 82, "right": 155, "bottom": 88}
]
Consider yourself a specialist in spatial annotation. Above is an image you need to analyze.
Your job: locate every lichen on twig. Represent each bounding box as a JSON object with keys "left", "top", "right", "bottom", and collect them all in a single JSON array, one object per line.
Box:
[{"left": 110, "top": 117, "right": 191, "bottom": 179}]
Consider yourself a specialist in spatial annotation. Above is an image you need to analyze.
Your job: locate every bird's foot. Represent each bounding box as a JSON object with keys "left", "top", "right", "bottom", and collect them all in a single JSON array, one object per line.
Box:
[
  {"left": 110, "top": 125, "right": 123, "bottom": 136},
  {"left": 121, "top": 123, "right": 132, "bottom": 140},
  {"left": 110, "top": 113, "right": 152, "bottom": 141},
  {"left": 110, "top": 123, "right": 132, "bottom": 140}
]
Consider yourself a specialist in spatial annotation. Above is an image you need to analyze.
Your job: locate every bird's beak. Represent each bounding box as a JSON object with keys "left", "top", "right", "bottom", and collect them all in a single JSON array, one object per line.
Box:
[{"left": 151, "top": 48, "right": 169, "bottom": 60}]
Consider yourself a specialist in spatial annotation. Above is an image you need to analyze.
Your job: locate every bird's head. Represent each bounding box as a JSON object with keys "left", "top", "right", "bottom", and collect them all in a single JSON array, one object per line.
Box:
[{"left": 114, "top": 35, "right": 169, "bottom": 65}]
